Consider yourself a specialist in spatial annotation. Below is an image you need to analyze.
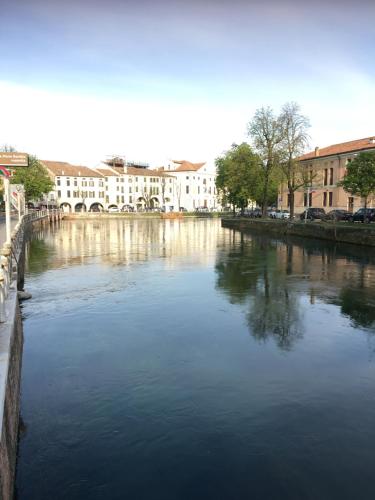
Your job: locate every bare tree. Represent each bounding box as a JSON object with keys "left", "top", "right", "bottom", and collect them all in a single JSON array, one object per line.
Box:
[
  {"left": 279, "top": 102, "right": 310, "bottom": 218},
  {"left": 247, "top": 107, "right": 283, "bottom": 216}
]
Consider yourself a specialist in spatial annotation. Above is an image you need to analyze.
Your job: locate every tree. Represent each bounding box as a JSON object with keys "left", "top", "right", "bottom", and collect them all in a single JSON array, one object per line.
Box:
[
  {"left": 215, "top": 143, "right": 261, "bottom": 214},
  {"left": 11, "top": 156, "right": 54, "bottom": 202},
  {"left": 338, "top": 152, "right": 375, "bottom": 220},
  {"left": 278, "top": 102, "right": 310, "bottom": 217},
  {"left": 247, "top": 107, "right": 283, "bottom": 216}
]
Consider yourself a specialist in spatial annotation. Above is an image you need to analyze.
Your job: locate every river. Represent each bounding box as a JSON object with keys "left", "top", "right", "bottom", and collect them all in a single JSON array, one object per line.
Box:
[{"left": 15, "top": 218, "right": 375, "bottom": 500}]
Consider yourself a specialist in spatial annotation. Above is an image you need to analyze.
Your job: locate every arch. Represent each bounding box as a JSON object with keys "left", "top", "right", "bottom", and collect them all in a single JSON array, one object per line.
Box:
[
  {"left": 90, "top": 202, "right": 104, "bottom": 212},
  {"left": 108, "top": 204, "right": 118, "bottom": 209},
  {"left": 60, "top": 202, "right": 71, "bottom": 213},
  {"left": 75, "top": 203, "right": 86, "bottom": 213},
  {"left": 150, "top": 196, "right": 160, "bottom": 208}
]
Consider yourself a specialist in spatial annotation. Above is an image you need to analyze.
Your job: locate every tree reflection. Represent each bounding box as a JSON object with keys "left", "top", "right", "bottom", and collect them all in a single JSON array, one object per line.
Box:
[{"left": 216, "top": 235, "right": 303, "bottom": 350}]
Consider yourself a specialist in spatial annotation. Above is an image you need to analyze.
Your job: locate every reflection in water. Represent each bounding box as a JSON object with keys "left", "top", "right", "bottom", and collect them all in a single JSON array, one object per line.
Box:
[
  {"left": 17, "top": 219, "right": 375, "bottom": 500},
  {"left": 215, "top": 231, "right": 375, "bottom": 349}
]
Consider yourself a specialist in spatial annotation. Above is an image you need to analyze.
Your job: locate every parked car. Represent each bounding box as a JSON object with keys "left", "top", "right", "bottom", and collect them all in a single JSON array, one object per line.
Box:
[
  {"left": 249, "top": 208, "right": 262, "bottom": 218},
  {"left": 268, "top": 209, "right": 278, "bottom": 218},
  {"left": 179, "top": 207, "right": 188, "bottom": 212},
  {"left": 275, "top": 210, "right": 290, "bottom": 219},
  {"left": 324, "top": 209, "right": 352, "bottom": 221},
  {"left": 300, "top": 208, "right": 326, "bottom": 220},
  {"left": 349, "top": 208, "right": 375, "bottom": 223},
  {"left": 108, "top": 206, "right": 119, "bottom": 213},
  {"left": 196, "top": 207, "right": 209, "bottom": 213}
]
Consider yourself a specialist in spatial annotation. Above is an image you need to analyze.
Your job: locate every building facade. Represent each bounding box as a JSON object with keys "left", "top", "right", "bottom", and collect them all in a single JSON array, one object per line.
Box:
[
  {"left": 279, "top": 137, "right": 375, "bottom": 214},
  {"left": 158, "top": 160, "right": 218, "bottom": 211},
  {"left": 43, "top": 157, "right": 220, "bottom": 212}
]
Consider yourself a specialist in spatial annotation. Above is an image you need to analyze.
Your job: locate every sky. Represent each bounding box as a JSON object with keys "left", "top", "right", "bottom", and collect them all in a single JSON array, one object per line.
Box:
[{"left": 0, "top": 0, "right": 374, "bottom": 167}]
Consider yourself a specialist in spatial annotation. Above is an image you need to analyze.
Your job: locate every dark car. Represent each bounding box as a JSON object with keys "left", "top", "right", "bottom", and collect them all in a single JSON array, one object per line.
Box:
[
  {"left": 324, "top": 209, "right": 352, "bottom": 221},
  {"left": 349, "top": 208, "right": 375, "bottom": 223},
  {"left": 248, "top": 208, "right": 262, "bottom": 218},
  {"left": 300, "top": 208, "right": 326, "bottom": 220}
]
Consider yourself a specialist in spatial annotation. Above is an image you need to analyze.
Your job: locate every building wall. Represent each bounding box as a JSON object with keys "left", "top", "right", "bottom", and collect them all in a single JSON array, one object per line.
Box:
[{"left": 279, "top": 151, "right": 375, "bottom": 214}]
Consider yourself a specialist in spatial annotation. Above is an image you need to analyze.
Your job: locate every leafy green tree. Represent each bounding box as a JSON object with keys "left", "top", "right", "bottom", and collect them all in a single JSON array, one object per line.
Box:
[
  {"left": 338, "top": 151, "right": 375, "bottom": 218},
  {"left": 247, "top": 107, "right": 283, "bottom": 216},
  {"left": 215, "top": 143, "right": 261, "bottom": 214},
  {"left": 11, "top": 156, "right": 54, "bottom": 202}
]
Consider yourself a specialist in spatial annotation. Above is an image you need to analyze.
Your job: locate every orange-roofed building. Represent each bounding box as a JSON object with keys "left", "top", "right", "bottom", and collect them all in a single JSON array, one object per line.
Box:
[{"left": 278, "top": 136, "right": 375, "bottom": 215}]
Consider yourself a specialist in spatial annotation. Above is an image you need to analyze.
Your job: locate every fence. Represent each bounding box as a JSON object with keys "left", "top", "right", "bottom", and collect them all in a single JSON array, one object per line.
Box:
[{"left": 0, "top": 209, "right": 61, "bottom": 322}]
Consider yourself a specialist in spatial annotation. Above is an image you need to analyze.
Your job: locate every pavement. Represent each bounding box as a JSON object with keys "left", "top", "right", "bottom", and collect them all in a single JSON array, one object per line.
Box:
[{"left": 0, "top": 215, "right": 19, "bottom": 248}]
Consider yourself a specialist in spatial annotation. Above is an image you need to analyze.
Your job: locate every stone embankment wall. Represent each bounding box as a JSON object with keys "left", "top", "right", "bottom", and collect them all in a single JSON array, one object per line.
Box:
[
  {"left": 222, "top": 219, "right": 375, "bottom": 247},
  {"left": 0, "top": 211, "right": 62, "bottom": 499},
  {"left": 0, "top": 290, "right": 23, "bottom": 500}
]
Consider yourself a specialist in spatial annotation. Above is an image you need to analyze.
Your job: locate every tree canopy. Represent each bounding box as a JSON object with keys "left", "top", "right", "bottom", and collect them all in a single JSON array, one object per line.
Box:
[
  {"left": 338, "top": 151, "right": 375, "bottom": 211},
  {"left": 215, "top": 143, "right": 261, "bottom": 212},
  {"left": 11, "top": 156, "right": 54, "bottom": 202}
]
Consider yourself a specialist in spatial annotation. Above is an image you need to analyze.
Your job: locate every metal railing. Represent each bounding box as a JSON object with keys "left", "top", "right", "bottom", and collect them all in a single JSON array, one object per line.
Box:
[{"left": 0, "top": 209, "right": 60, "bottom": 322}]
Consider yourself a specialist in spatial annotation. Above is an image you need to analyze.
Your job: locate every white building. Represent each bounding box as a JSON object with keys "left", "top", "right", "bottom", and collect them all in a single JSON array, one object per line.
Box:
[
  {"left": 155, "top": 160, "right": 219, "bottom": 211},
  {"left": 42, "top": 157, "right": 220, "bottom": 213}
]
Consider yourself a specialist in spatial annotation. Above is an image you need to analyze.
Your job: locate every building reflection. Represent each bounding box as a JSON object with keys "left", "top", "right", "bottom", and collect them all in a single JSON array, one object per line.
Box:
[
  {"left": 27, "top": 218, "right": 224, "bottom": 272},
  {"left": 27, "top": 220, "right": 375, "bottom": 347},
  {"left": 215, "top": 229, "right": 375, "bottom": 348}
]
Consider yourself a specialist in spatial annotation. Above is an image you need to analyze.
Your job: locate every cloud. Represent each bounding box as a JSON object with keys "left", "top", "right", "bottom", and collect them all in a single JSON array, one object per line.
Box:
[{"left": 0, "top": 80, "right": 248, "bottom": 166}]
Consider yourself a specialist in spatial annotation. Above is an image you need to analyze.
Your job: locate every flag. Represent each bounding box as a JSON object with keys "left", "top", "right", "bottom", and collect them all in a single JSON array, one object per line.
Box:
[{"left": 0, "top": 166, "right": 11, "bottom": 178}]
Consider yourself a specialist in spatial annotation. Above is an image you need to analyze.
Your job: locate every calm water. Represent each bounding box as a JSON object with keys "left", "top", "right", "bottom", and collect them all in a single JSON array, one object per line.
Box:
[{"left": 16, "top": 219, "right": 375, "bottom": 500}]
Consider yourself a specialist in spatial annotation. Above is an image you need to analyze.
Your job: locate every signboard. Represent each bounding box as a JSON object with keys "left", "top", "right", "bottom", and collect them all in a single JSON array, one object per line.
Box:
[{"left": 0, "top": 152, "right": 28, "bottom": 167}]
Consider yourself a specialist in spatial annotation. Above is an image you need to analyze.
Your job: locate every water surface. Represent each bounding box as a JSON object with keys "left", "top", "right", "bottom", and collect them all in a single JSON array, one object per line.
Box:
[{"left": 16, "top": 219, "right": 375, "bottom": 500}]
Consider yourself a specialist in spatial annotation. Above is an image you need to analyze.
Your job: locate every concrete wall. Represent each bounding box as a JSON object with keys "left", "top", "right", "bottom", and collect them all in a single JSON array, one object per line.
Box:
[
  {"left": 0, "top": 289, "right": 23, "bottom": 500},
  {"left": 222, "top": 218, "right": 375, "bottom": 247}
]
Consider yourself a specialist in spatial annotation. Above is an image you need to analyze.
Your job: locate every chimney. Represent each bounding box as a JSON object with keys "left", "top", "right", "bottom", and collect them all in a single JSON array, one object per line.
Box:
[
  {"left": 78, "top": 171, "right": 81, "bottom": 176},
  {"left": 61, "top": 170, "right": 64, "bottom": 175},
  {"left": 315, "top": 147, "right": 320, "bottom": 157}
]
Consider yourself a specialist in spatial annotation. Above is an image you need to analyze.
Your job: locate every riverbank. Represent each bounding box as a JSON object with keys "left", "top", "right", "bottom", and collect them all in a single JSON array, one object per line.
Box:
[
  {"left": 63, "top": 212, "right": 230, "bottom": 220},
  {"left": 222, "top": 218, "right": 375, "bottom": 247}
]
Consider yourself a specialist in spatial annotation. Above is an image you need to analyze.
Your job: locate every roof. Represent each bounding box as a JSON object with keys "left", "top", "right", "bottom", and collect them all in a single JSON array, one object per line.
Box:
[
  {"left": 125, "top": 166, "right": 174, "bottom": 177},
  {"left": 95, "top": 168, "right": 119, "bottom": 176},
  {"left": 42, "top": 161, "right": 104, "bottom": 177},
  {"left": 170, "top": 160, "right": 206, "bottom": 172},
  {"left": 300, "top": 136, "right": 375, "bottom": 161}
]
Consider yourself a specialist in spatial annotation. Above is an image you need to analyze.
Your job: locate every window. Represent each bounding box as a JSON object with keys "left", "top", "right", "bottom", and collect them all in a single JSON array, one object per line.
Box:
[
  {"left": 89, "top": 180, "right": 94, "bottom": 187},
  {"left": 186, "top": 185, "right": 189, "bottom": 194},
  {"left": 82, "top": 180, "right": 87, "bottom": 187},
  {"left": 186, "top": 176, "right": 189, "bottom": 180},
  {"left": 74, "top": 179, "right": 78, "bottom": 186},
  {"left": 121, "top": 178, "right": 124, "bottom": 183},
  {"left": 129, "top": 196, "right": 133, "bottom": 203},
  {"left": 324, "top": 169, "right": 328, "bottom": 186},
  {"left": 198, "top": 186, "right": 200, "bottom": 194},
  {"left": 129, "top": 187, "right": 132, "bottom": 193},
  {"left": 116, "top": 196, "right": 120, "bottom": 203},
  {"left": 329, "top": 168, "right": 333, "bottom": 185},
  {"left": 57, "top": 190, "right": 61, "bottom": 197},
  {"left": 136, "top": 177, "right": 138, "bottom": 182},
  {"left": 121, "top": 196, "right": 124, "bottom": 203},
  {"left": 323, "top": 192, "right": 327, "bottom": 206},
  {"left": 329, "top": 192, "right": 333, "bottom": 207},
  {"left": 67, "top": 190, "right": 71, "bottom": 198},
  {"left": 57, "top": 178, "right": 61, "bottom": 186},
  {"left": 99, "top": 192, "right": 105, "bottom": 198},
  {"left": 99, "top": 180, "right": 104, "bottom": 187},
  {"left": 203, "top": 178, "right": 207, "bottom": 185},
  {"left": 66, "top": 179, "right": 70, "bottom": 186},
  {"left": 73, "top": 191, "right": 79, "bottom": 198}
]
